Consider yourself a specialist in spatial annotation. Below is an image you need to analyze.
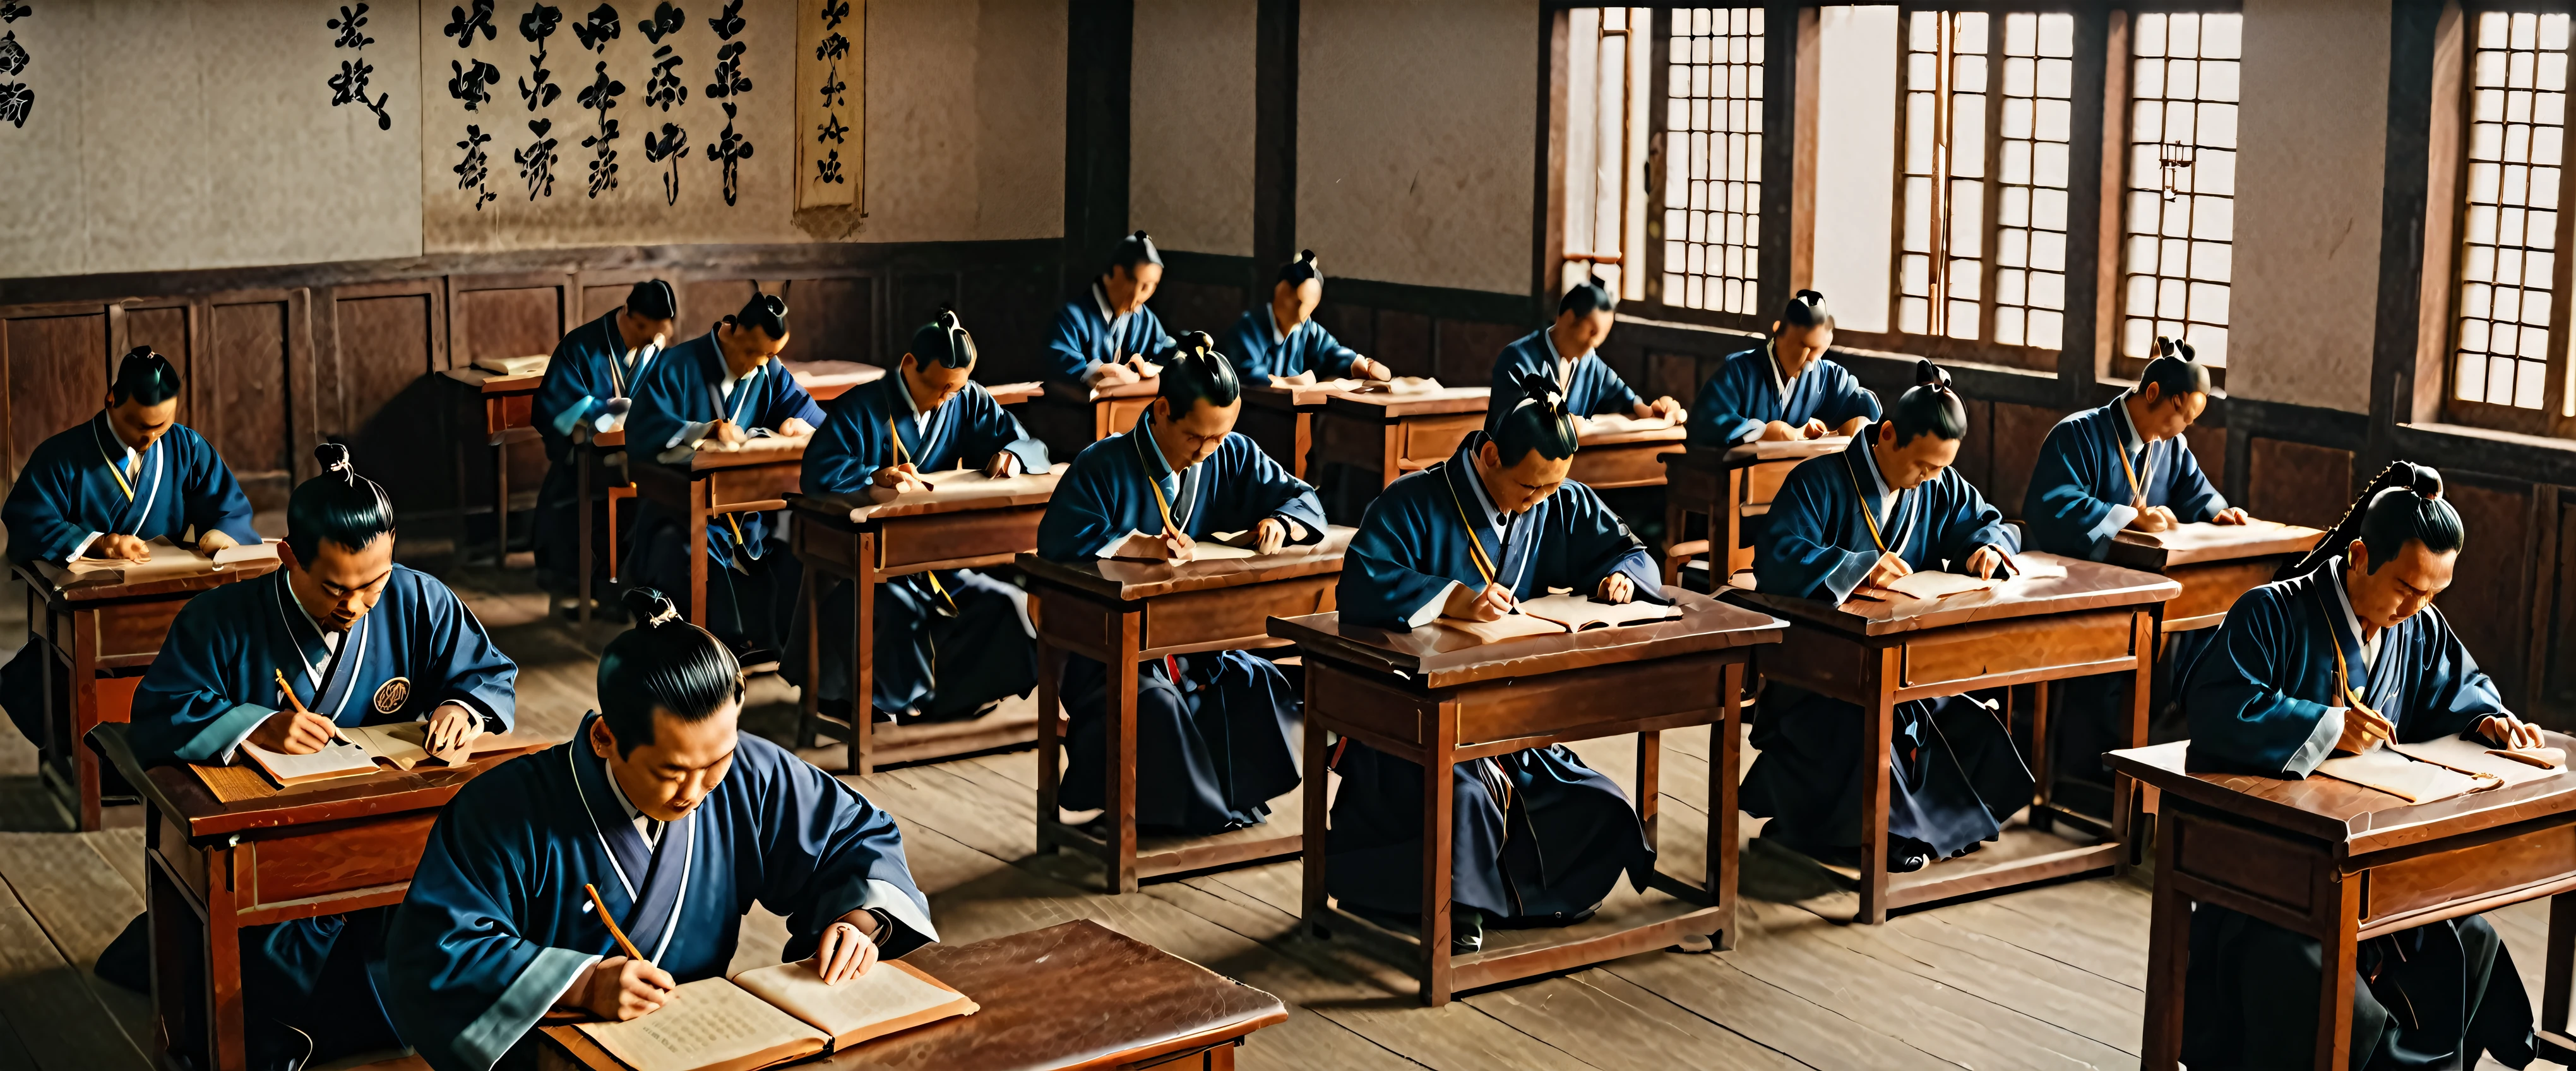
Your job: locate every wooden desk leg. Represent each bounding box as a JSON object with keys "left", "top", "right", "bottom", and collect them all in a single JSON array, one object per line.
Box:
[
  {"left": 494, "top": 435, "right": 512, "bottom": 567},
  {"left": 578, "top": 447, "right": 595, "bottom": 630},
  {"left": 1107, "top": 613, "right": 1142, "bottom": 893},
  {"left": 1302, "top": 700, "right": 1331, "bottom": 940},
  {"left": 1421, "top": 699, "right": 1458, "bottom": 1006},
  {"left": 852, "top": 545, "right": 880, "bottom": 775},
  {"left": 2314, "top": 879, "right": 2362, "bottom": 1071},
  {"left": 205, "top": 842, "right": 246, "bottom": 1071},
  {"left": 1380, "top": 423, "right": 1403, "bottom": 490},
  {"left": 1661, "top": 497, "right": 1686, "bottom": 587},
  {"left": 687, "top": 482, "right": 710, "bottom": 628},
  {"left": 1859, "top": 646, "right": 1899, "bottom": 925},
  {"left": 1636, "top": 730, "right": 1662, "bottom": 848},
  {"left": 2545, "top": 892, "right": 2575, "bottom": 1042},
  {"left": 1291, "top": 412, "right": 1313, "bottom": 482},
  {"left": 1723, "top": 471, "right": 1748, "bottom": 578},
  {"left": 1035, "top": 625, "right": 1063, "bottom": 856},
  {"left": 797, "top": 566, "right": 820, "bottom": 751},
  {"left": 72, "top": 607, "right": 102, "bottom": 832},
  {"left": 2140, "top": 814, "right": 2189, "bottom": 1070},
  {"left": 1203, "top": 1039, "right": 1237, "bottom": 1070},
  {"left": 2113, "top": 611, "right": 2154, "bottom": 866},
  {"left": 2026, "top": 683, "right": 2054, "bottom": 835},
  {"left": 607, "top": 484, "right": 628, "bottom": 587},
  {"left": 1714, "top": 661, "right": 1744, "bottom": 948}
]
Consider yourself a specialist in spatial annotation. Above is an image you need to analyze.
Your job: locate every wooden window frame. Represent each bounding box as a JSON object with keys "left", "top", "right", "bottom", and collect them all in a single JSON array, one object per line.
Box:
[
  {"left": 1635, "top": 6, "right": 1779, "bottom": 335},
  {"left": 2443, "top": 4, "right": 2576, "bottom": 438},
  {"left": 2107, "top": 5, "right": 2241, "bottom": 391}
]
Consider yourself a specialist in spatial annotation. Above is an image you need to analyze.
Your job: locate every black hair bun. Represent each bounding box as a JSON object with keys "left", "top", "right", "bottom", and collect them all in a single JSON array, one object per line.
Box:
[
  {"left": 124, "top": 344, "right": 157, "bottom": 362},
  {"left": 314, "top": 442, "right": 357, "bottom": 481},
  {"left": 1298, "top": 249, "right": 1316, "bottom": 265},
  {"left": 623, "top": 586, "right": 679, "bottom": 626},
  {"left": 2410, "top": 464, "right": 2445, "bottom": 501},
  {"left": 1179, "top": 330, "right": 1218, "bottom": 356},
  {"left": 1133, "top": 229, "right": 1150, "bottom": 241},
  {"left": 1914, "top": 359, "right": 1950, "bottom": 390},
  {"left": 1515, "top": 370, "right": 1564, "bottom": 410}
]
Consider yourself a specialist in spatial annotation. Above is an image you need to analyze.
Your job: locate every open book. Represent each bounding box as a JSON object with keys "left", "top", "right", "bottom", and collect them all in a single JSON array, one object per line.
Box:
[
  {"left": 850, "top": 465, "right": 1064, "bottom": 514},
  {"left": 1851, "top": 557, "right": 2068, "bottom": 602},
  {"left": 2317, "top": 734, "right": 2566, "bottom": 804},
  {"left": 472, "top": 353, "right": 551, "bottom": 377},
  {"left": 1349, "top": 376, "right": 1446, "bottom": 395},
  {"left": 1102, "top": 530, "right": 1259, "bottom": 563},
  {"left": 661, "top": 433, "right": 813, "bottom": 467},
  {"left": 1578, "top": 413, "right": 1681, "bottom": 436},
  {"left": 575, "top": 960, "right": 977, "bottom": 1071},
  {"left": 2119, "top": 519, "right": 2291, "bottom": 550},
  {"left": 1438, "top": 592, "right": 1681, "bottom": 645},
  {"left": 239, "top": 724, "right": 530, "bottom": 787}
]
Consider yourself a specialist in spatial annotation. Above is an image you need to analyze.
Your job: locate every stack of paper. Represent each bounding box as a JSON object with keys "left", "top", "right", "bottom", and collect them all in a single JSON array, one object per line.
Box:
[
  {"left": 473, "top": 353, "right": 551, "bottom": 376},
  {"left": 1580, "top": 413, "right": 1682, "bottom": 435}
]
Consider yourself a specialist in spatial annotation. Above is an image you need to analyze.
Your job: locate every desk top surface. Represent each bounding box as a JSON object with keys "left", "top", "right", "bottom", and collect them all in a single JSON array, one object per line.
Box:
[
  {"left": 1270, "top": 588, "right": 1785, "bottom": 690},
  {"left": 1321, "top": 386, "right": 1493, "bottom": 418},
  {"left": 790, "top": 467, "right": 1065, "bottom": 525},
  {"left": 2108, "top": 736, "right": 2576, "bottom": 858},
  {"left": 1577, "top": 421, "right": 1689, "bottom": 447},
  {"left": 2106, "top": 520, "right": 2327, "bottom": 570},
  {"left": 625, "top": 437, "right": 811, "bottom": 476},
  {"left": 1662, "top": 438, "right": 1852, "bottom": 474},
  {"left": 1044, "top": 378, "right": 1162, "bottom": 405},
  {"left": 1724, "top": 553, "right": 2179, "bottom": 637},
  {"left": 1246, "top": 381, "right": 1360, "bottom": 408},
  {"left": 437, "top": 366, "right": 546, "bottom": 393},
  {"left": 1017, "top": 527, "right": 1355, "bottom": 602},
  {"left": 982, "top": 381, "right": 1044, "bottom": 405},
  {"left": 13, "top": 554, "right": 282, "bottom": 605},
  {"left": 89, "top": 722, "right": 551, "bottom": 841}
]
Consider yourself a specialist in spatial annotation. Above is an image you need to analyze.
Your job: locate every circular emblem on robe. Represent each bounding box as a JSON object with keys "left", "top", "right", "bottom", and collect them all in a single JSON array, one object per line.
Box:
[{"left": 373, "top": 677, "right": 411, "bottom": 715}]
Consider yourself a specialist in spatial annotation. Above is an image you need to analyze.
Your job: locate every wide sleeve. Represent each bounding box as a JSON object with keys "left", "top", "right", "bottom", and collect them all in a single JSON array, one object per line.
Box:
[
  {"left": 2024, "top": 422, "right": 2133, "bottom": 560},
  {"left": 417, "top": 575, "right": 520, "bottom": 731},
  {"left": 1582, "top": 358, "right": 1647, "bottom": 416},
  {"left": 1227, "top": 311, "right": 1276, "bottom": 381},
  {"left": 1133, "top": 306, "right": 1177, "bottom": 361},
  {"left": 1340, "top": 490, "right": 1462, "bottom": 630},
  {"left": 1219, "top": 436, "right": 1327, "bottom": 544},
  {"left": 624, "top": 352, "right": 696, "bottom": 458},
  {"left": 753, "top": 751, "right": 936, "bottom": 960},
  {"left": 761, "top": 366, "right": 826, "bottom": 431},
  {"left": 532, "top": 331, "right": 602, "bottom": 447},
  {"left": 1928, "top": 474, "right": 2020, "bottom": 569},
  {"left": 2162, "top": 438, "right": 2230, "bottom": 523},
  {"left": 1753, "top": 462, "right": 1883, "bottom": 603},
  {"left": 1304, "top": 320, "right": 1363, "bottom": 379},
  {"left": 1034, "top": 449, "right": 1133, "bottom": 560},
  {"left": 1548, "top": 486, "right": 1666, "bottom": 603},
  {"left": 1, "top": 449, "right": 98, "bottom": 565},
  {"left": 800, "top": 392, "right": 886, "bottom": 498},
  {"left": 127, "top": 601, "right": 275, "bottom": 766},
  {"left": 2407, "top": 609, "right": 2514, "bottom": 743},
  {"left": 1041, "top": 302, "right": 1098, "bottom": 385},
  {"left": 2183, "top": 589, "right": 2346, "bottom": 777},
  {"left": 953, "top": 387, "right": 1050, "bottom": 475},
  {"left": 1687, "top": 362, "right": 1763, "bottom": 448},
  {"left": 386, "top": 777, "right": 602, "bottom": 1071},
  {"left": 176, "top": 432, "right": 260, "bottom": 547},
  {"left": 1815, "top": 364, "right": 1884, "bottom": 427}
]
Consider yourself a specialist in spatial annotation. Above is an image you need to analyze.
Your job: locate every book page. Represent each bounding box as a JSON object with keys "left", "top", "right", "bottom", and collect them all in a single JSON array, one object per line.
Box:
[
  {"left": 577, "top": 978, "right": 826, "bottom": 1071},
  {"left": 1103, "top": 531, "right": 1256, "bottom": 563},
  {"left": 212, "top": 540, "right": 281, "bottom": 568},
  {"left": 732, "top": 960, "right": 976, "bottom": 1048},
  {"left": 1880, "top": 571, "right": 1994, "bottom": 601},
  {"left": 1516, "top": 592, "right": 1683, "bottom": 631},
  {"left": 2316, "top": 745, "right": 2498, "bottom": 804},
  {"left": 57, "top": 537, "right": 264, "bottom": 589},
  {"left": 1579, "top": 413, "right": 1681, "bottom": 436},
  {"left": 1436, "top": 613, "right": 1570, "bottom": 645},
  {"left": 472, "top": 353, "right": 551, "bottom": 376},
  {"left": 2388, "top": 736, "right": 2567, "bottom": 789},
  {"left": 1353, "top": 376, "right": 1445, "bottom": 395},
  {"left": 2122, "top": 519, "right": 2291, "bottom": 549},
  {"left": 2005, "top": 557, "right": 2068, "bottom": 580},
  {"left": 343, "top": 724, "right": 431, "bottom": 770},
  {"left": 859, "top": 466, "right": 1061, "bottom": 509},
  {"left": 241, "top": 736, "right": 378, "bottom": 786}
]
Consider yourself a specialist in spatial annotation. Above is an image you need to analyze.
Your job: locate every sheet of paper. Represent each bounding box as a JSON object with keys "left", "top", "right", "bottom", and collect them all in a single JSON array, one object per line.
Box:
[
  {"left": 2120, "top": 520, "right": 2290, "bottom": 550},
  {"left": 2005, "top": 558, "right": 2068, "bottom": 580},
  {"left": 471, "top": 353, "right": 550, "bottom": 376},
  {"left": 54, "top": 537, "right": 255, "bottom": 589},
  {"left": 1580, "top": 413, "right": 1681, "bottom": 435},
  {"left": 1437, "top": 613, "right": 1570, "bottom": 645},
  {"left": 732, "top": 960, "right": 974, "bottom": 1047},
  {"left": 1353, "top": 376, "right": 1445, "bottom": 395},
  {"left": 2388, "top": 736, "right": 2567, "bottom": 789},
  {"left": 342, "top": 724, "right": 432, "bottom": 770},
  {"left": 1515, "top": 592, "right": 1683, "bottom": 631},
  {"left": 212, "top": 541, "right": 280, "bottom": 568},
  {"left": 2317, "top": 745, "right": 2498, "bottom": 804},
  {"left": 1880, "top": 571, "right": 1994, "bottom": 601},
  {"left": 1104, "top": 530, "right": 1256, "bottom": 563},
  {"left": 855, "top": 465, "right": 1062, "bottom": 513},
  {"left": 662, "top": 433, "right": 813, "bottom": 466},
  {"left": 578, "top": 978, "right": 826, "bottom": 1071},
  {"left": 241, "top": 736, "right": 378, "bottom": 786}
]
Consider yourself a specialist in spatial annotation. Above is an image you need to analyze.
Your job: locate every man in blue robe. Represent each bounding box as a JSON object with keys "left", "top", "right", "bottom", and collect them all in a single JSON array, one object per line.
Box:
[
  {"left": 1330, "top": 375, "right": 1664, "bottom": 953},
  {"left": 1227, "top": 249, "right": 1392, "bottom": 385},
  {"left": 790, "top": 311, "right": 1051, "bottom": 726},
  {"left": 1686, "top": 289, "right": 1880, "bottom": 448},
  {"left": 1042, "top": 229, "right": 1176, "bottom": 388},
  {"left": 1486, "top": 277, "right": 1679, "bottom": 434},
  {"left": 528, "top": 279, "right": 678, "bottom": 599},
  {"left": 2181, "top": 464, "right": 2537, "bottom": 1070},
  {"left": 386, "top": 587, "right": 933, "bottom": 1071},
  {"left": 1, "top": 348, "right": 261, "bottom": 748},
  {"left": 626, "top": 292, "right": 824, "bottom": 666},
  {"left": 2023, "top": 338, "right": 2248, "bottom": 786},
  {"left": 1744, "top": 361, "right": 2032, "bottom": 873},
  {"left": 1035, "top": 337, "right": 1326, "bottom": 834},
  {"left": 95, "top": 444, "right": 518, "bottom": 1070}
]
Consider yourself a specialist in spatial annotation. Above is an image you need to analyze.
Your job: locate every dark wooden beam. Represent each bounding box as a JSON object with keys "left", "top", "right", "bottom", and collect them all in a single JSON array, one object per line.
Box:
[
  {"left": 1253, "top": 0, "right": 1299, "bottom": 276},
  {"left": 2368, "top": 0, "right": 2447, "bottom": 486},
  {"left": 1064, "top": 0, "right": 1137, "bottom": 295},
  {"left": 2058, "top": 5, "right": 2112, "bottom": 405}
]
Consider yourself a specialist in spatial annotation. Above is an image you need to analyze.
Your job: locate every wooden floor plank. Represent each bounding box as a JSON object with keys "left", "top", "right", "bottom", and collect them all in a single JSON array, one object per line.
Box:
[
  {"left": 0, "top": 832, "right": 156, "bottom": 1062},
  {"left": 80, "top": 829, "right": 146, "bottom": 900},
  {"left": 1464, "top": 967, "right": 1813, "bottom": 1071},
  {"left": 0, "top": 869, "right": 149, "bottom": 1070}
]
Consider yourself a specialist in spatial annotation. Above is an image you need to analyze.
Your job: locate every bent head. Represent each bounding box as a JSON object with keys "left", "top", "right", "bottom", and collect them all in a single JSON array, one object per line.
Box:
[
  {"left": 716, "top": 293, "right": 792, "bottom": 377},
  {"left": 1553, "top": 277, "right": 1617, "bottom": 355},
  {"left": 1104, "top": 230, "right": 1164, "bottom": 314},
  {"left": 1150, "top": 335, "right": 1243, "bottom": 468},
  {"left": 1771, "top": 290, "right": 1835, "bottom": 370},
  {"left": 2132, "top": 338, "right": 2214, "bottom": 443},
  {"left": 593, "top": 588, "right": 747, "bottom": 822},
  {"left": 104, "top": 347, "right": 183, "bottom": 454},
  {"left": 283, "top": 444, "right": 397, "bottom": 632},
  {"left": 901, "top": 310, "right": 978, "bottom": 412},
  {"left": 1272, "top": 250, "right": 1324, "bottom": 330},
  {"left": 1873, "top": 361, "right": 1968, "bottom": 491},
  {"left": 1479, "top": 374, "right": 1580, "bottom": 513},
  {"left": 2345, "top": 465, "right": 2466, "bottom": 631}
]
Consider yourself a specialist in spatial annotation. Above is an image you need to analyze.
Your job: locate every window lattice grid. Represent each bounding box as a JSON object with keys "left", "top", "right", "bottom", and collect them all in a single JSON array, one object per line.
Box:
[
  {"left": 1992, "top": 12, "right": 2075, "bottom": 350},
  {"left": 2454, "top": 10, "right": 2571, "bottom": 412},
  {"left": 2122, "top": 12, "right": 2241, "bottom": 368},
  {"left": 1898, "top": 12, "right": 1991, "bottom": 341},
  {"left": 1661, "top": 8, "right": 1766, "bottom": 316}
]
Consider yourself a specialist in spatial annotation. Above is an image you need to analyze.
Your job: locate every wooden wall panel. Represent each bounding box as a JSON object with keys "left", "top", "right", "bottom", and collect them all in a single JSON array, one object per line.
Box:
[
  {"left": 683, "top": 279, "right": 760, "bottom": 335},
  {"left": 578, "top": 287, "right": 628, "bottom": 325},
  {"left": 887, "top": 273, "right": 957, "bottom": 354},
  {"left": 1145, "top": 280, "right": 1246, "bottom": 342},
  {"left": 333, "top": 292, "right": 443, "bottom": 509},
  {"left": 5, "top": 311, "right": 109, "bottom": 477},
  {"left": 2184, "top": 424, "right": 2226, "bottom": 494},
  {"left": 204, "top": 299, "right": 295, "bottom": 494},
  {"left": 2246, "top": 438, "right": 2355, "bottom": 530},
  {"left": 1437, "top": 320, "right": 1522, "bottom": 388},
  {"left": 1312, "top": 301, "right": 1376, "bottom": 357},
  {"left": 452, "top": 286, "right": 564, "bottom": 366},
  {"left": 2546, "top": 497, "right": 2576, "bottom": 723},
  {"left": 2440, "top": 476, "right": 2534, "bottom": 703},
  {"left": 956, "top": 263, "right": 1057, "bottom": 385},
  {"left": 1988, "top": 402, "right": 2060, "bottom": 522},
  {"left": 777, "top": 277, "right": 876, "bottom": 367},
  {"left": 1376, "top": 310, "right": 1433, "bottom": 377},
  {"left": 1953, "top": 397, "right": 1996, "bottom": 497},
  {"left": 118, "top": 306, "right": 194, "bottom": 414}
]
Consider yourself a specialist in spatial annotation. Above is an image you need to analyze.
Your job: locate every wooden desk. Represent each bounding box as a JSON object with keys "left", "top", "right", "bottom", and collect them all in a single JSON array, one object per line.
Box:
[
  {"left": 1268, "top": 591, "right": 1786, "bottom": 1005},
  {"left": 439, "top": 366, "right": 547, "bottom": 568},
  {"left": 2105, "top": 522, "right": 2325, "bottom": 635},
  {"left": 1661, "top": 438, "right": 1847, "bottom": 585},
  {"left": 1568, "top": 421, "right": 1688, "bottom": 491},
  {"left": 1311, "top": 388, "right": 1492, "bottom": 489},
  {"left": 1239, "top": 381, "right": 1351, "bottom": 481},
  {"left": 1723, "top": 554, "right": 2180, "bottom": 923},
  {"left": 782, "top": 359, "right": 886, "bottom": 402},
  {"left": 540, "top": 919, "right": 1289, "bottom": 1071},
  {"left": 14, "top": 556, "right": 282, "bottom": 830},
  {"left": 1020, "top": 530, "right": 1353, "bottom": 893},
  {"left": 1025, "top": 380, "right": 1160, "bottom": 460},
  {"left": 788, "top": 470, "right": 1062, "bottom": 774},
  {"left": 89, "top": 722, "right": 548, "bottom": 1071},
  {"left": 629, "top": 441, "right": 808, "bottom": 629},
  {"left": 2106, "top": 739, "right": 2576, "bottom": 1070}
]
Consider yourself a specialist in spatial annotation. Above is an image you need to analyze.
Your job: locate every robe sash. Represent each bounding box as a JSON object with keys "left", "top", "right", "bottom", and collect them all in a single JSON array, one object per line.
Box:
[{"left": 567, "top": 715, "right": 698, "bottom": 960}]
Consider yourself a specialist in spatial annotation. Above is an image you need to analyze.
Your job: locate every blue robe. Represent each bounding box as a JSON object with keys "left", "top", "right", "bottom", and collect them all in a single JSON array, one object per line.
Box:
[
  {"left": 787, "top": 376, "right": 1051, "bottom": 718},
  {"left": 625, "top": 330, "right": 826, "bottom": 650},
  {"left": 2179, "top": 562, "right": 2535, "bottom": 1068},
  {"left": 530, "top": 309, "right": 660, "bottom": 588},
  {"left": 1485, "top": 328, "right": 1644, "bottom": 433},
  {"left": 1329, "top": 431, "right": 1662, "bottom": 921},
  {"left": 1744, "top": 433, "right": 2033, "bottom": 858},
  {"left": 1227, "top": 306, "right": 1362, "bottom": 382},
  {"left": 1035, "top": 414, "right": 1326, "bottom": 832},
  {"left": 2024, "top": 397, "right": 2231, "bottom": 783},
  {"left": 385, "top": 713, "right": 934, "bottom": 1071},
  {"left": 1, "top": 412, "right": 261, "bottom": 746},
  {"left": 1041, "top": 284, "right": 1175, "bottom": 386},
  {"left": 97, "top": 565, "right": 518, "bottom": 1067},
  {"left": 1685, "top": 344, "right": 1883, "bottom": 448}
]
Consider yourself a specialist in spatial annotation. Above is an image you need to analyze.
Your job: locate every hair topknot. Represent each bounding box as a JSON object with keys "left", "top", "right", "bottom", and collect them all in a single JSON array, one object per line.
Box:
[
  {"left": 1782, "top": 289, "right": 1831, "bottom": 328},
  {"left": 1491, "top": 371, "right": 1580, "bottom": 464},
  {"left": 622, "top": 586, "right": 681, "bottom": 628},
  {"left": 2411, "top": 463, "right": 2445, "bottom": 500},
  {"left": 288, "top": 443, "right": 395, "bottom": 560},
  {"left": 109, "top": 345, "right": 183, "bottom": 407},
  {"left": 1279, "top": 248, "right": 1323, "bottom": 286}
]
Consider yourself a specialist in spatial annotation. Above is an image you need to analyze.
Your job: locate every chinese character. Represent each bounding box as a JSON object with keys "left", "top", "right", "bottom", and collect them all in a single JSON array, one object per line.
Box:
[
  {"left": 577, "top": 60, "right": 625, "bottom": 197},
  {"left": 328, "top": 4, "right": 374, "bottom": 50},
  {"left": 643, "top": 45, "right": 684, "bottom": 111},
  {"left": 449, "top": 58, "right": 501, "bottom": 111},
  {"left": 456, "top": 124, "right": 498, "bottom": 210},
  {"left": 639, "top": 1, "right": 683, "bottom": 43},
  {"left": 444, "top": 0, "right": 496, "bottom": 48},
  {"left": 0, "top": 3, "right": 28, "bottom": 24},
  {"left": 707, "top": 0, "right": 742, "bottom": 40},
  {"left": 515, "top": 117, "right": 559, "bottom": 198},
  {"left": 518, "top": 3, "right": 561, "bottom": 111},
  {"left": 819, "top": 0, "right": 846, "bottom": 32},
  {"left": 0, "top": 81, "right": 28, "bottom": 128},
  {"left": 816, "top": 149, "right": 843, "bottom": 186},
  {"left": 0, "top": 32, "right": 25, "bottom": 77},
  {"left": 814, "top": 32, "right": 847, "bottom": 63},
  {"left": 705, "top": 101, "right": 751, "bottom": 206},
  {"left": 329, "top": 57, "right": 391, "bottom": 130},
  {"left": 572, "top": 3, "right": 619, "bottom": 52},
  {"left": 814, "top": 113, "right": 846, "bottom": 146},
  {"left": 707, "top": 40, "right": 748, "bottom": 99},
  {"left": 818, "top": 65, "right": 844, "bottom": 109},
  {"left": 645, "top": 120, "right": 687, "bottom": 205}
]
